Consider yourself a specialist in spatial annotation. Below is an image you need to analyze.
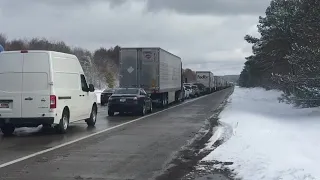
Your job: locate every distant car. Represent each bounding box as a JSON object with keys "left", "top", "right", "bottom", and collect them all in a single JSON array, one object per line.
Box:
[
  {"left": 183, "top": 86, "right": 191, "bottom": 99},
  {"left": 185, "top": 85, "right": 195, "bottom": 98},
  {"left": 100, "top": 89, "right": 115, "bottom": 106},
  {"left": 193, "top": 83, "right": 206, "bottom": 95},
  {"left": 183, "top": 83, "right": 193, "bottom": 86},
  {"left": 108, "top": 88, "right": 152, "bottom": 116},
  {"left": 192, "top": 85, "right": 200, "bottom": 97}
]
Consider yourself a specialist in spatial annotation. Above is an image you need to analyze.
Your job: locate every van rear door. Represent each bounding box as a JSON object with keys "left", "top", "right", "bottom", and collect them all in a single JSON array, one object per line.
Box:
[
  {"left": 0, "top": 53, "right": 23, "bottom": 118},
  {"left": 21, "top": 52, "right": 51, "bottom": 118}
]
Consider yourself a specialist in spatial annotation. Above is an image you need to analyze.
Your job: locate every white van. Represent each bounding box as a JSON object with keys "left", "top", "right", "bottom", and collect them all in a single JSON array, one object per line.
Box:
[{"left": 0, "top": 50, "right": 98, "bottom": 135}]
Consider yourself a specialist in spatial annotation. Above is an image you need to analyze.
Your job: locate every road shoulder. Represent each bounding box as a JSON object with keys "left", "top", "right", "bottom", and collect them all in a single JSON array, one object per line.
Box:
[{"left": 154, "top": 88, "right": 234, "bottom": 180}]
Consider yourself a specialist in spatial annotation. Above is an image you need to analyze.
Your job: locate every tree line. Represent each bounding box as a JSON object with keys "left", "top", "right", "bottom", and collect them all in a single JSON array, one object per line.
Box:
[
  {"left": 0, "top": 33, "right": 197, "bottom": 89},
  {"left": 239, "top": 0, "right": 320, "bottom": 107},
  {"left": 0, "top": 33, "right": 120, "bottom": 89}
]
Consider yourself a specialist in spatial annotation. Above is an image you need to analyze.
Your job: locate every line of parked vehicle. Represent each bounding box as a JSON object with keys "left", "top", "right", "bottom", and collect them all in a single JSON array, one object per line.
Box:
[
  {"left": 100, "top": 48, "right": 232, "bottom": 117},
  {"left": 0, "top": 47, "right": 233, "bottom": 136}
]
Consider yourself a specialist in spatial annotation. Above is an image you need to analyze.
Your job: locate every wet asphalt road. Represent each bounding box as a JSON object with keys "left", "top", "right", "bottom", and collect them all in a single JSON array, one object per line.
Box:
[{"left": 0, "top": 88, "right": 232, "bottom": 180}]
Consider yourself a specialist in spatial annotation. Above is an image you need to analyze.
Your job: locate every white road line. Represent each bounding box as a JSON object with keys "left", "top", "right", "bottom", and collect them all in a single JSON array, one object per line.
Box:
[{"left": 0, "top": 94, "right": 211, "bottom": 169}]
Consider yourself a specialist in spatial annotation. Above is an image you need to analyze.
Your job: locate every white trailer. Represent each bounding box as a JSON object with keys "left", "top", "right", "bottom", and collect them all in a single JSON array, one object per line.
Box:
[
  {"left": 214, "top": 76, "right": 228, "bottom": 91},
  {"left": 119, "top": 47, "right": 183, "bottom": 107},
  {"left": 196, "top": 71, "right": 214, "bottom": 93}
]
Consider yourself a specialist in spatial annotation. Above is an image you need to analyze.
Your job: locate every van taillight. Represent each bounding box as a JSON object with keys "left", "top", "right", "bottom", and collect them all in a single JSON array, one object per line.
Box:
[
  {"left": 50, "top": 95, "right": 56, "bottom": 109},
  {"left": 21, "top": 50, "right": 28, "bottom": 53}
]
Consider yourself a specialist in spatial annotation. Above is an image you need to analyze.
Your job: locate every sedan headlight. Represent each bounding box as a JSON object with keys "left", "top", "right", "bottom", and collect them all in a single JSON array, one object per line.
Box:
[{"left": 133, "top": 97, "right": 138, "bottom": 100}]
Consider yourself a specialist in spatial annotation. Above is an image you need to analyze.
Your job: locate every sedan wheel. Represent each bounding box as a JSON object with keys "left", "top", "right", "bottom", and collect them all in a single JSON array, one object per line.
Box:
[
  {"left": 149, "top": 103, "right": 153, "bottom": 113},
  {"left": 108, "top": 110, "right": 114, "bottom": 116},
  {"left": 1, "top": 125, "right": 15, "bottom": 136},
  {"left": 141, "top": 104, "right": 146, "bottom": 116}
]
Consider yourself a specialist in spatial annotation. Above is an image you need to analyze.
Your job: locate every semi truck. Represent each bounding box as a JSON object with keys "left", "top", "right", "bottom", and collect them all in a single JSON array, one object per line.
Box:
[
  {"left": 119, "top": 47, "right": 183, "bottom": 107},
  {"left": 196, "top": 71, "right": 214, "bottom": 94}
]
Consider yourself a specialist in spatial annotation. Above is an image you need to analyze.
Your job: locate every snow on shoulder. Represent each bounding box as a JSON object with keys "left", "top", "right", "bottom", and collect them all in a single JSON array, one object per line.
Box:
[{"left": 202, "top": 86, "right": 320, "bottom": 180}]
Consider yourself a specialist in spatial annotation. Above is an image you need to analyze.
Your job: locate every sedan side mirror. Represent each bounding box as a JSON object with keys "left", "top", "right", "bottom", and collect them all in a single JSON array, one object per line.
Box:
[{"left": 89, "top": 84, "right": 95, "bottom": 92}]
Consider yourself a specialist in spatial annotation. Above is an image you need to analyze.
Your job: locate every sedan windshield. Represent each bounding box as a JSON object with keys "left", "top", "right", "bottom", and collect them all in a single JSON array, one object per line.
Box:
[
  {"left": 184, "top": 86, "right": 191, "bottom": 89},
  {"left": 103, "top": 89, "right": 114, "bottom": 93},
  {"left": 114, "top": 88, "right": 139, "bottom": 94}
]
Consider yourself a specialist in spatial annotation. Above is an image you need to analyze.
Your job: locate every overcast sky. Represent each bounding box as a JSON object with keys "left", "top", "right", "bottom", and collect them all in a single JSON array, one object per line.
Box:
[{"left": 0, "top": 0, "right": 270, "bottom": 75}]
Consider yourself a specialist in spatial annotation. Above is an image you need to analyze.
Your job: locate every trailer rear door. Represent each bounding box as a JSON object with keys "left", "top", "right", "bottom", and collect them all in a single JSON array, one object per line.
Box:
[
  {"left": 138, "top": 48, "right": 158, "bottom": 91},
  {"left": 119, "top": 49, "right": 139, "bottom": 88}
]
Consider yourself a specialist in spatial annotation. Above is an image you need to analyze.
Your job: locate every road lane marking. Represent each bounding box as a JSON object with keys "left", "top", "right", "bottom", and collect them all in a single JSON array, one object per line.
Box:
[{"left": 0, "top": 92, "right": 215, "bottom": 169}]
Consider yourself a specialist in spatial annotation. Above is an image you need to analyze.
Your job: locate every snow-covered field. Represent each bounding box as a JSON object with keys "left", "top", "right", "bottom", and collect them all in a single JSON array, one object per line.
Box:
[{"left": 202, "top": 86, "right": 320, "bottom": 180}]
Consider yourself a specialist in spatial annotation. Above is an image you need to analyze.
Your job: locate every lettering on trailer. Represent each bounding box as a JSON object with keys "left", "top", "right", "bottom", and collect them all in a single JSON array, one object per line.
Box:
[
  {"left": 143, "top": 51, "right": 154, "bottom": 61},
  {"left": 198, "top": 75, "right": 208, "bottom": 79}
]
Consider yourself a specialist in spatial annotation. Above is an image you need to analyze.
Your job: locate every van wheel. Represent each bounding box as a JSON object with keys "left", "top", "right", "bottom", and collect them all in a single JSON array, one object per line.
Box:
[
  {"left": 86, "top": 105, "right": 97, "bottom": 127},
  {"left": 1, "top": 125, "right": 15, "bottom": 136},
  {"left": 56, "top": 109, "right": 69, "bottom": 134},
  {"left": 108, "top": 110, "right": 114, "bottom": 116}
]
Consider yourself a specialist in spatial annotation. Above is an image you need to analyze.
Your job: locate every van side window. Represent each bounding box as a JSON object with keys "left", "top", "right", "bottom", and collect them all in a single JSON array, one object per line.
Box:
[{"left": 80, "top": 74, "right": 88, "bottom": 92}]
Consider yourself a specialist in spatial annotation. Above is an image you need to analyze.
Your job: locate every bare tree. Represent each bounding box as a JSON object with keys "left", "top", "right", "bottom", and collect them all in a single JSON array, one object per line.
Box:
[
  {"left": 6, "top": 39, "right": 27, "bottom": 50},
  {"left": 0, "top": 33, "right": 7, "bottom": 48}
]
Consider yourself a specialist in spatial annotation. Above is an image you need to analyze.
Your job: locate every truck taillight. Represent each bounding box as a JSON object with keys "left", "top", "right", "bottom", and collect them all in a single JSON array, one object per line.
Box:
[{"left": 50, "top": 95, "right": 56, "bottom": 109}]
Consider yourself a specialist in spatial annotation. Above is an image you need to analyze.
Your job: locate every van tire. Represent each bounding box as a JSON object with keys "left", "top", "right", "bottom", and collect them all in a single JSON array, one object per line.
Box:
[
  {"left": 55, "top": 109, "right": 69, "bottom": 134},
  {"left": 86, "top": 105, "right": 97, "bottom": 127},
  {"left": 1, "top": 125, "right": 15, "bottom": 136}
]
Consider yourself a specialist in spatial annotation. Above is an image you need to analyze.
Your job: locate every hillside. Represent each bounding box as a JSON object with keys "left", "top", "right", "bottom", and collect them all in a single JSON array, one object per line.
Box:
[{"left": 223, "top": 75, "right": 239, "bottom": 84}]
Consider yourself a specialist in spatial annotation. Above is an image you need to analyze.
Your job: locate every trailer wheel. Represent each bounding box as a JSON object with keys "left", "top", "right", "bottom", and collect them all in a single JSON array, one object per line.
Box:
[
  {"left": 165, "top": 96, "right": 168, "bottom": 106},
  {"left": 161, "top": 94, "right": 167, "bottom": 108},
  {"left": 148, "top": 103, "right": 153, "bottom": 113}
]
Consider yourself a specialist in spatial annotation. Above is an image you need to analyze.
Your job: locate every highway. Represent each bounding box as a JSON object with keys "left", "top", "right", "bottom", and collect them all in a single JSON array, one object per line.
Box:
[{"left": 0, "top": 88, "right": 233, "bottom": 180}]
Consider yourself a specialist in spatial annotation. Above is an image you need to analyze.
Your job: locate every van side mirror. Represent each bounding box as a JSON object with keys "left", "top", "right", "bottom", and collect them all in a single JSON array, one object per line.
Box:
[{"left": 89, "top": 84, "right": 95, "bottom": 92}]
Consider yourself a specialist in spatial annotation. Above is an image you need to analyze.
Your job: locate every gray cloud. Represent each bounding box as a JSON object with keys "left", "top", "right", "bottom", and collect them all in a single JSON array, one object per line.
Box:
[
  {"left": 1, "top": 0, "right": 270, "bottom": 15},
  {"left": 145, "top": 0, "right": 270, "bottom": 15},
  {"left": 0, "top": 0, "right": 265, "bottom": 75}
]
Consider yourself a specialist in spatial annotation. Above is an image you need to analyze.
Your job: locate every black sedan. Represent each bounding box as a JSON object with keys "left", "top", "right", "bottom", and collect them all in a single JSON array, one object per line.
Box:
[
  {"left": 100, "top": 89, "right": 115, "bottom": 106},
  {"left": 107, "top": 88, "right": 152, "bottom": 116}
]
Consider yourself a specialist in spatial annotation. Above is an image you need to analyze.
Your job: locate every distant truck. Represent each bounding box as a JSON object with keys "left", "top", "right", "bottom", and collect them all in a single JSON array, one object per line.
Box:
[
  {"left": 214, "top": 76, "right": 228, "bottom": 91},
  {"left": 119, "top": 47, "right": 183, "bottom": 107},
  {"left": 214, "top": 76, "right": 222, "bottom": 91},
  {"left": 196, "top": 71, "right": 214, "bottom": 94}
]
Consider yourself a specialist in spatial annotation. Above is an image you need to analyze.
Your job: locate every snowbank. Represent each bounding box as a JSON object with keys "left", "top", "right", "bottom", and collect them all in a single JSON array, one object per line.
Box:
[
  {"left": 94, "top": 89, "right": 104, "bottom": 104},
  {"left": 202, "top": 86, "right": 320, "bottom": 180}
]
